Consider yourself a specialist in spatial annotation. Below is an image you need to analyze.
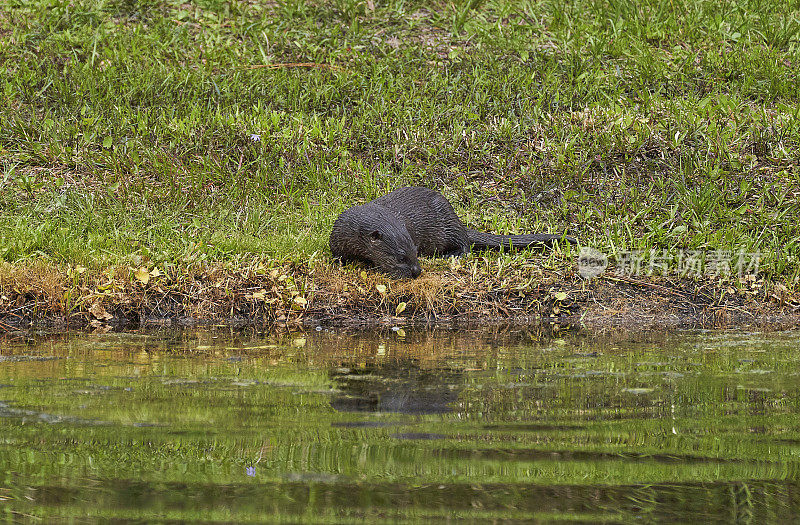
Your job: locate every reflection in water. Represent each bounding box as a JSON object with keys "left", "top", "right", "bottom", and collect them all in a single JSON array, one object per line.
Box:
[
  {"left": 0, "top": 328, "right": 798, "bottom": 522},
  {"left": 329, "top": 362, "right": 462, "bottom": 414}
]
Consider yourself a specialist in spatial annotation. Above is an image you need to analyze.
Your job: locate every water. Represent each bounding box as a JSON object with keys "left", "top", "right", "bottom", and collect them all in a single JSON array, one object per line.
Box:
[{"left": 1, "top": 328, "right": 799, "bottom": 523}]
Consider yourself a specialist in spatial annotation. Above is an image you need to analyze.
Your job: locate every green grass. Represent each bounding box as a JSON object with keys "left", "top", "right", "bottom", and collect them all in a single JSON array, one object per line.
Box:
[{"left": 1, "top": 0, "right": 799, "bottom": 282}]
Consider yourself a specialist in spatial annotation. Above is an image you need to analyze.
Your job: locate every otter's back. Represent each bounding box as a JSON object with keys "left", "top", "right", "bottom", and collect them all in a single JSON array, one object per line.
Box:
[{"left": 372, "top": 187, "right": 469, "bottom": 256}]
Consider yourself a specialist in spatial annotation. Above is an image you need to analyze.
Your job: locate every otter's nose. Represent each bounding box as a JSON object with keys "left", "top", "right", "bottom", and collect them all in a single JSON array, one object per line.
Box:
[{"left": 411, "top": 265, "right": 422, "bottom": 278}]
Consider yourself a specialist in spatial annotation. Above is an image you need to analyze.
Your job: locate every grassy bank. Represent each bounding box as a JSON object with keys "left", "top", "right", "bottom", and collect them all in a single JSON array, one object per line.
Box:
[{"left": 1, "top": 0, "right": 800, "bottom": 327}]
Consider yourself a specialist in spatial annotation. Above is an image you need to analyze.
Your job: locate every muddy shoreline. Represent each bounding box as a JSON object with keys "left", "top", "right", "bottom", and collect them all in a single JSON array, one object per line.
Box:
[{"left": 2, "top": 261, "right": 798, "bottom": 333}]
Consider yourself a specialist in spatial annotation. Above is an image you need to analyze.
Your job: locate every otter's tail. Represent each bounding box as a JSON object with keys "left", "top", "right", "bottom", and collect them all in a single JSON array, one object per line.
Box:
[{"left": 467, "top": 230, "right": 577, "bottom": 250}]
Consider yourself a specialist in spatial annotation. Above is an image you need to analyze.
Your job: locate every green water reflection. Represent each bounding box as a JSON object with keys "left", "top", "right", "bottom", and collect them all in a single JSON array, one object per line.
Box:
[{"left": 1, "top": 329, "right": 799, "bottom": 522}]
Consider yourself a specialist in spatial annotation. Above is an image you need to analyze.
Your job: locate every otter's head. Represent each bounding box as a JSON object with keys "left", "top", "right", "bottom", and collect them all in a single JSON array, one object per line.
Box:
[
  {"left": 365, "top": 225, "right": 422, "bottom": 279},
  {"left": 331, "top": 204, "right": 422, "bottom": 279}
]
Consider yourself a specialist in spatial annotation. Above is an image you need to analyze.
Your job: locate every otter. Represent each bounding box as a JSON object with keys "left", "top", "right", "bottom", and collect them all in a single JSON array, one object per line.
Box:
[{"left": 330, "top": 187, "right": 577, "bottom": 278}]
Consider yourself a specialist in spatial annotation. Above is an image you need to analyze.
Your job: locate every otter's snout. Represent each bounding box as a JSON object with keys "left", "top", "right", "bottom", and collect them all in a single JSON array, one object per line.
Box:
[{"left": 390, "top": 262, "right": 421, "bottom": 279}]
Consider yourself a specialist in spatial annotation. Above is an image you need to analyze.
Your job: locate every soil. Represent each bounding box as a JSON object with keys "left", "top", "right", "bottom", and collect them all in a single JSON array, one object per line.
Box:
[{"left": 1, "top": 260, "right": 798, "bottom": 333}]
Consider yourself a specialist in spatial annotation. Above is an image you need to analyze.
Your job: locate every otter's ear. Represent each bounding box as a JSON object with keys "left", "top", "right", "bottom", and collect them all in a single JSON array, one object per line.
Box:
[{"left": 369, "top": 230, "right": 382, "bottom": 241}]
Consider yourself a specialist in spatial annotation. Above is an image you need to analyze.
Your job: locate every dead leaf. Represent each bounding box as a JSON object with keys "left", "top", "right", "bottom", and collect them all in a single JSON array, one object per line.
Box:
[
  {"left": 89, "top": 301, "right": 113, "bottom": 321},
  {"left": 134, "top": 267, "right": 150, "bottom": 285},
  {"left": 292, "top": 296, "right": 308, "bottom": 310},
  {"left": 90, "top": 319, "right": 112, "bottom": 331}
]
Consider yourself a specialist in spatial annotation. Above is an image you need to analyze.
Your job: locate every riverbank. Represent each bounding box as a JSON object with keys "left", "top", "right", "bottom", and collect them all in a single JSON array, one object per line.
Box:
[{"left": 2, "top": 256, "right": 798, "bottom": 332}]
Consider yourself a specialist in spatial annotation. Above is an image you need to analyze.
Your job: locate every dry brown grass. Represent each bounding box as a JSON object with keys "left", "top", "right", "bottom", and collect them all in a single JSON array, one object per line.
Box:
[{"left": 1, "top": 258, "right": 798, "bottom": 333}]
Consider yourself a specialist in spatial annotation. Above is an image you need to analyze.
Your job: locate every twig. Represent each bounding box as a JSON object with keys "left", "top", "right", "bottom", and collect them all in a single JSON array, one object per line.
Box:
[
  {"left": 243, "top": 63, "right": 341, "bottom": 71},
  {"left": 602, "top": 273, "right": 691, "bottom": 301},
  {"left": 9, "top": 301, "right": 47, "bottom": 314},
  {"left": 718, "top": 304, "right": 756, "bottom": 318},
  {"left": 1, "top": 309, "right": 23, "bottom": 319}
]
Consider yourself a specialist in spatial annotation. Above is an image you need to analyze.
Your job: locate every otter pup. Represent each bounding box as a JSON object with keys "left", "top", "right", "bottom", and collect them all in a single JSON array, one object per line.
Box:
[{"left": 330, "top": 186, "right": 577, "bottom": 278}]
